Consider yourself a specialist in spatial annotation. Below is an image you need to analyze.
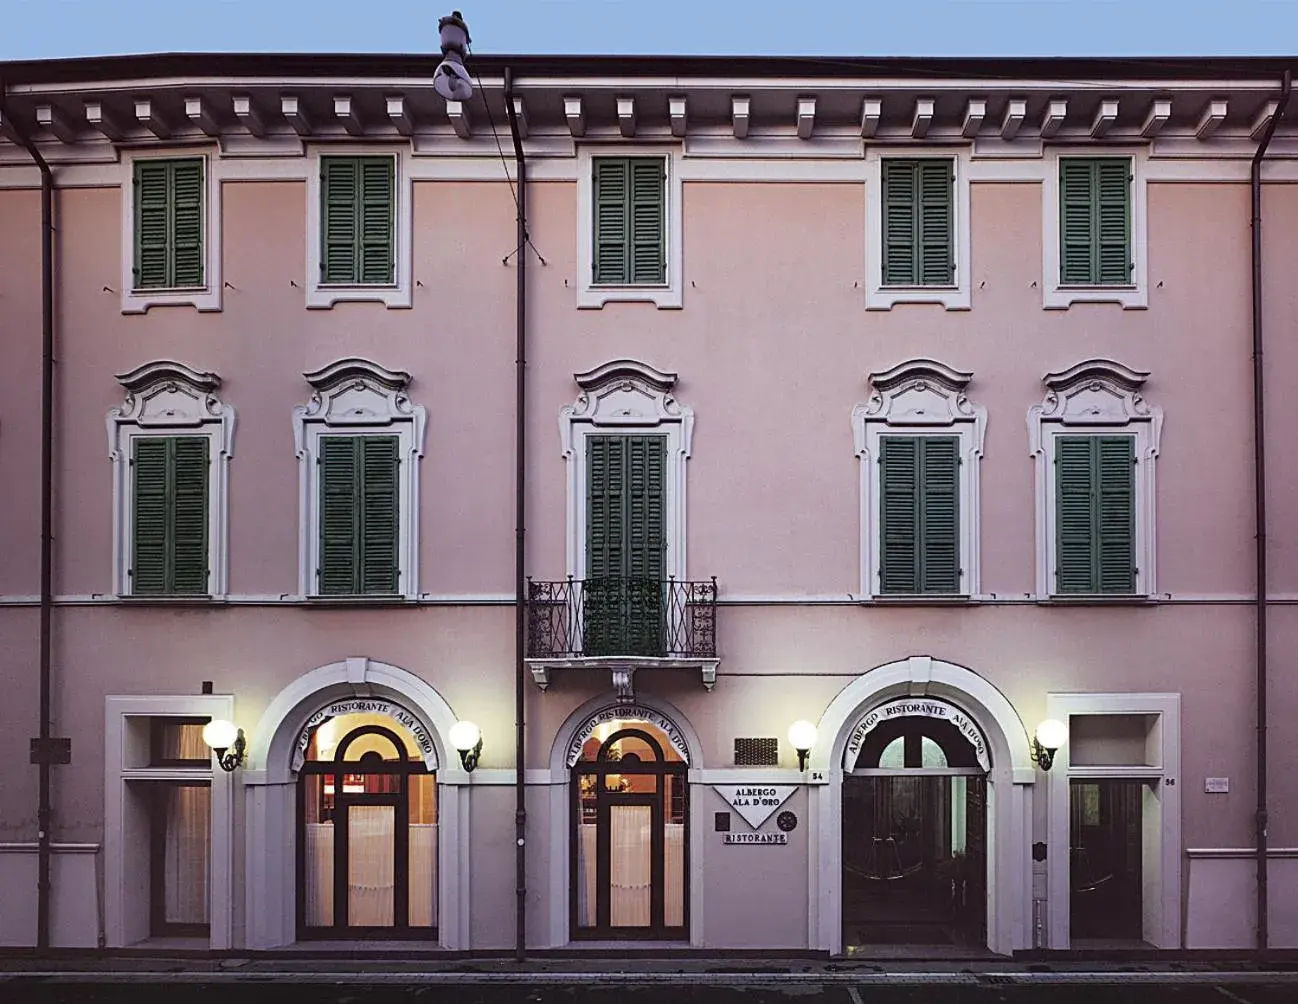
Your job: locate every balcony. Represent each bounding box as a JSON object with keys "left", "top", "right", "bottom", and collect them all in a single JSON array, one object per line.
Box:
[{"left": 526, "top": 576, "right": 719, "bottom": 701}]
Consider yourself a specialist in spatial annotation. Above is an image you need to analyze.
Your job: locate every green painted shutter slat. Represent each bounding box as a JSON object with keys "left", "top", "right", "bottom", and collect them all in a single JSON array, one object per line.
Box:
[
  {"left": 919, "top": 436, "right": 960, "bottom": 593},
  {"left": 318, "top": 437, "right": 359, "bottom": 594},
  {"left": 359, "top": 436, "right": 400, "bottom": 594},
  {"left": 134, "top": 161, "right": 174, "bottom": 289},
  {"left": 918, "top": 160, "right": 955, "bottom": 286},
  {"left": 881, "top": 161, "right": 917, "bottom": 286},
  {"left": 585, "top": 436, "right": 624, "bottom": 655},
  {"left": 131, "top": 438, "right": 171, "bottom": 594},
  {"left": 169, "top": 160, "right": 205, "bottom": 288},
  {"left": 359, "top": 158, "right": 396, "bottom": 284},
  {"left": 593, "top": 158, "right": 630, "bottom": 284},
  {"left": 1096, "top": 160, "right": 1132, "bottom": 285},
  {"left": 1055, "top": 436, "right": 1097, "bottom": 593},
  {"left": 170, "top": 437, "right": 209, "bottom": 594},
  {"left": 1097, "top": 436, "right": 1136, "bottom": 593},
  {"left": 1060, "top": 158, "right": 1131, "bottom": 286},
  {"left": 879, "top": 436, "right": 920, "bottom": 593},
  {"left": 629, "top": 158, "right": 666, "bottom": 284}
]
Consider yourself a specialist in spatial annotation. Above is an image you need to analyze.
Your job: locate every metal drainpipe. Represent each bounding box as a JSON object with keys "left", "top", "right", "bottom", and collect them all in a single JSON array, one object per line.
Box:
[
  {"left": 503, "top": 66, "right": 529, "bottom": 963},
  {"left": 0, "top": 84, "right": 56, "bottom": 953},
  {"left": 1250, "top": 68, "right": 1292, "bottom": 957}
]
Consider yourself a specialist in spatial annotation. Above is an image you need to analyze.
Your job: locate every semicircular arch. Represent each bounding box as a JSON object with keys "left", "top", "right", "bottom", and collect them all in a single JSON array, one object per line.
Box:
[{"left": 548, "top": 694, "right": 704, "bottom": 776}]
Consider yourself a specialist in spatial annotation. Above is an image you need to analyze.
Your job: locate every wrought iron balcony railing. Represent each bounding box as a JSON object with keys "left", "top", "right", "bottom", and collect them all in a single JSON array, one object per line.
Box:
[{"left": 527, "top": 576, "right": 718, "bottom": 661}]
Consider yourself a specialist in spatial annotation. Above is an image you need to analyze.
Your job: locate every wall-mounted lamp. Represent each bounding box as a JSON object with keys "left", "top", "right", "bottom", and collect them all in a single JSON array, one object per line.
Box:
[
  {"left": 788, "top": 720, "right": 818, "bottom": 772},
  {"left": 202, "top": 719, "right": 245, "bottom": 772},
  {"left": 1031, "top": 718, "right": 1068, "bottom": 772},
  {"left": 449, "top": 720, "right": 483, "bottom": 772}
]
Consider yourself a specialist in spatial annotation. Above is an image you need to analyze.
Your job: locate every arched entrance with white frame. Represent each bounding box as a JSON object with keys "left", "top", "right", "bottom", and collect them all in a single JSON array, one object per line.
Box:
[
  {"left": 544, "top": 695, "right": 705, "bottom": 947},
  {"left": 808, "top": 656, "right": 1036, "bottom": 957},
  {"left": 242, "top": 658, "right": 473, "bottom": 949}
]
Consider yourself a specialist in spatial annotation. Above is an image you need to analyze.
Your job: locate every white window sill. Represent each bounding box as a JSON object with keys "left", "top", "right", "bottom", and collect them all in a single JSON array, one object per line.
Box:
[
  {"left": 1044, "top": 284, "right": 1147, "bottom": 310},
  {"left": 306, "top": 283, "right": 410, "bottom": 310},
  {"left": 579, "top": 283, "right": 681, "bottom": 310},
  {"left": 122, "top": 286, "right": 221, "bottom": 315},
  {"left": 1040, "top": 593, "right": 1153, "bottom": 605},
  {"left": 867, "top": 284, "right": 970, "bottom": 311}
]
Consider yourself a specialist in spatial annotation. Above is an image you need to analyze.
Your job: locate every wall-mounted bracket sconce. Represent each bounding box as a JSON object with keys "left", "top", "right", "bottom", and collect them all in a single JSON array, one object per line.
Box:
[
  {"left": 1031, "top": 718, "right": 1068, "bottom": 772},
  {"left": 450, "top": 720, "right": 483, "bottom": 772},
  {"left": 788, "top": 719, "right": 818, "bottom": 772},
  {"left": 202, "top": 719, "right": 245, "bottom": 772}
]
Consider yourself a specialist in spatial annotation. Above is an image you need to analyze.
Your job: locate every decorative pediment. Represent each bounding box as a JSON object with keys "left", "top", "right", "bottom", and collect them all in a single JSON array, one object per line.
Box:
[
  {"left": 295, "top": 358, "right": 420, "bottom": 430},
  {"left": 561, "top": 359, "right": 693, "bottom": 456},
  {"left": 111, "top": 360, "right": 228, "bottom": 429},
  {"left": 853, "top": 358, "right": 985, "bottom": 456},
  {"left": 1034, "top": 358, "right": 1155, "bottom": 426}
]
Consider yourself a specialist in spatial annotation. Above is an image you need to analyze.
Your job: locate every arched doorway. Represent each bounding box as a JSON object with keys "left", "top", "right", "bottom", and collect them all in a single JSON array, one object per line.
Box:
[
  {"left": 297, "top": 713, "right": 437, "bottom": 938},
  {"left": 570, "top": 715, "right": 688, "bottom": 939},
  {"left": 842, "top": 710, "right": 988, "bottom": 947}
]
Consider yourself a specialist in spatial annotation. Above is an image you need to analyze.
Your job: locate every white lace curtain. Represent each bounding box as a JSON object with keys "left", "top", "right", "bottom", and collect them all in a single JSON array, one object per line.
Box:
[
  {"left": 577, "top": 817, "right": 685, "bottom": 928},
  {"left": 304, "top": 817, "right": 437, "bottom": 928},
  {"left": 163, "top": 784, "right": 211, "bottom": 925}
]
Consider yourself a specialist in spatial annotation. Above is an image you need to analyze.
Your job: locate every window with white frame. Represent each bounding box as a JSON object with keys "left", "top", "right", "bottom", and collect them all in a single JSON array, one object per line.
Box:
[
  {"left": 866, "top": 149, "right": 972, "bottom": 311},
  {"left": 1042, "top": 150, "right": 1148, "bottom": 310},
  {"left": 576, "top": 147, "right": 684, "bottom": 309},
  {"left": 120, "top": 150, "right": 223, "bottom": 314},
  {"left": 1028, "top": 359, "right": 1162, "bottom": 598},
  {"left": 305, "top": 148, "right": 412, "bottom": 309},
  {"left": 108, "top": 361, "right": 235, "bottom": 598},
  {"left": 853, "top": 359, "right": 985, "bottom": 598},
  {"left": 293, "top": 358, "right": 426, "bottom": 598}
]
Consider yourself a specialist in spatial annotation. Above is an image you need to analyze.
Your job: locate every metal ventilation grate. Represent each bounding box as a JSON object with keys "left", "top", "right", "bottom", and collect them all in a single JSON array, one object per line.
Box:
[{"left": 734, "top": 737, "right": 779, "bottom": 766}]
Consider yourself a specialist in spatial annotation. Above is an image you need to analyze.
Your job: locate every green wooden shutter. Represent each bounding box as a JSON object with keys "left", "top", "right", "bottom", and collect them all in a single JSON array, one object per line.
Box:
[
  {"left": 919, "top": 436, "right": 960, "bottom": 593},
  {"left": 131, "top": 436, "right": 208, "bottom": 595},
  {"left": 134, "top": 162, "right": 171, "bottom": 289},
  {"left": 170, "top": 437, "right": 210, "bottom": 593},
  {"left": 1096, "top": 436, "right": 1136, "bottom": 592},
  {"left": 318, "top": 437, "right": 359, "bottom": 594},
  {"left": 879, "top": 436, "right": 920, "bottom": 593},
  {"left": 170, "top": 160, "right": 205, "bottom": 288},
  {"left": 1055, "top": 435, "right": 1135, "bottom": 594},
  {"left": 593, "top": 158, "right": 630, "bottom": 284},
  {"left": 321, "top": 157, "right": 395, "bottom": 285},
  {"left": 1060, "top": 158, "right": 1131, "bottom": 286},
  {"left": 629, "top": 159, "right": 666, "bottom": 284},
  {"left": 882, "top": 161, "right": 917, "bottom": 286},
  {"left": 585, "top": 435, "right": 625, "bottom": 654},
  {"left": 918, "top": 160, "right": 955, "bottom": 286},
  {"left": 883, "top": 160, "right": 954, "bottom": 286},
  {"left": 625, "top": 436, "right": 665, "bottom": 655},
  {"left": 360, "top": 436, "right": 400, "bottom": 593},
  {"left": 131, "top": 438, "right": 171, "bottom": 594}
]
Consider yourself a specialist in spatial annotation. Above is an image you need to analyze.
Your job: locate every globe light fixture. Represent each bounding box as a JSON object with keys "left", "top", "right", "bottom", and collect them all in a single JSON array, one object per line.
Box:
[
  {"left": 449, "top": 719, "right": 483, "bottom": 772},
  {"left": 788, "top": 719, "right": 819, "bottom": 772},
  {"left": 1031, "top": 718, "right": 1068, "bottom": 772},
  {"left": 433, "top": 10, "right": 474, "bottom": 102},
  {"left": 202, "top": 718, "right": 245, "bottom": 772}
]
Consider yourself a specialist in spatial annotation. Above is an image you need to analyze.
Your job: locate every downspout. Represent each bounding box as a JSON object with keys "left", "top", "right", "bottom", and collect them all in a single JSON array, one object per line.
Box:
[
  {"left": 1250, "top": 68, "right": 1292, "bottom": 957},
  {"left": 503, "top": 66, "right": 528, "bottom": 963},
  {"left": 0, "top": 85, "right": 56, "bottom": 953}
]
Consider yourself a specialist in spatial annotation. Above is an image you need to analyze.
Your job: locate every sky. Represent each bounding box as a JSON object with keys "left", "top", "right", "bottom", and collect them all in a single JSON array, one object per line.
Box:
[{"left": 1, "top": 0, "right": 1298, "bottom": 62}]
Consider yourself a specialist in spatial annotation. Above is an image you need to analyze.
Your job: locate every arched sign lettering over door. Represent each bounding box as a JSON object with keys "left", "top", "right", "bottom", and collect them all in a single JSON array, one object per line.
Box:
[
  {"left": 844, "top": 698, "right": 991, "bottom": 772},
  {"left": 565, "top": 704, "right": 690, "bottom": 767},
  {"left": 293, "top": 698, "right": 438, "bottom": 772}
]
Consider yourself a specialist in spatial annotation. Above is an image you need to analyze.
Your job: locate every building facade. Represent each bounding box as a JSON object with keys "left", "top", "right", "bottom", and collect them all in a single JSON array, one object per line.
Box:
[{"left": 1, "top": 52, "right": 1297, "bottom": 955}]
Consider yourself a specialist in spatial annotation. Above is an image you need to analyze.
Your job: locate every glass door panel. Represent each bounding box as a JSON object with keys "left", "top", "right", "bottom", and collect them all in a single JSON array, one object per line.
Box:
[
  {"left": 608, "top": 803, "right": 653, "bottom": 927},
  {"left": 407, "top": 774, "right": 438, "bottom": 929},
  {"left": 346, "top": 804, "right": 396, "bottom": 927},
  {"left": 1070, "top": 780, "right": 1144, "bottom": 940}
]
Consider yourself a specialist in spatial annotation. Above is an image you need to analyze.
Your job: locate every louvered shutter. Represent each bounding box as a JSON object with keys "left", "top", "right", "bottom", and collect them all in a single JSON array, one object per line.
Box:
[
  {"left": 593, "top": 159, "right": 630, "bottom": 284},
  {"left": 360, "top": 436, "right": 399, "bottom": 593},
  {"left": 318, "top": 437, "right": 359, "bottom": 594},
  {"left": 625, "top": 436, "right": 666, "bottom": 655},
  {"left": 585, "top": 436, "right": 625, "bottom": 654},
  {"left": 170, "top": 437, "right": 209, "bottom": 593},
  {"left": 882, "top": 161, "right": 917, "bottom": 286},
  {"left": 1060, "top": 158, "right": 1131, "bottom": 286},
  {"left": 630, "top": 159, "right": 666, "bottom": 283},
  {"left": 919, "top": 436, "right": 960, "bottom": 592},
  {"left": 321, "top": 158, "right": 360, "bottom": 284},
  {"left": 134, "top": 161, "right": 173, "bottom": 289},
  {"left": 1096, "top": 436, "right": 1135, "bottom": 592},
  {"left": 359, "top": 158, "right": 396, "bottom": 284},
  {"left": 879, "top": 436, "right": 920, "bottom": 593},
  {"left": 131, "top": 438, "right": 171, "bottom": 594},
  {"left": 918, "top": 160, "right": 955, "bottom": 286},
  {"left": 1055, "top": 436, "right": 1097, "bottom": 593},
  {"left": 170, "top": 160, "right": 205, "bottom": 287}
]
